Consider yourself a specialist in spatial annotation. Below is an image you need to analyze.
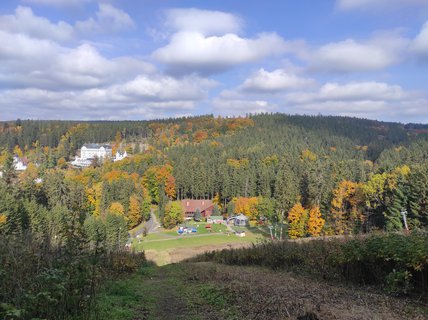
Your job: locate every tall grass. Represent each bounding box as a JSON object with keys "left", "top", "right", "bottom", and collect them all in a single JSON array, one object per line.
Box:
[
  {"left": 190, "top": 231, "right": 428, "bottom": 296},
  {"left": 0, "top": 234, "right": 146, "bottom": 319}
]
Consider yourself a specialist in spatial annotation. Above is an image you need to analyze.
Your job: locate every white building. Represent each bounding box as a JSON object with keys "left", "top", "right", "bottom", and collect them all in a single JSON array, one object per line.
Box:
[
  {"left": 113, "top": 150, "right": 128, "bottom": 162},
  {"left": 71, "top": 144, "right": 112, "bottom": 167},
  {"left": 80, "top": 144, "right": 112, "bottom": 160},
  {"left": 13, "top": 156, "right": 28, "bottom": 171}
]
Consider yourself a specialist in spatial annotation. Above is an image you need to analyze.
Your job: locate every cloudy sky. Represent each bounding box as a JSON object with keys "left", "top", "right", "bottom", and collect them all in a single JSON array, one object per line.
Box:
[{"left": 0, "top": 0, "right": 428, "bottom": 122}]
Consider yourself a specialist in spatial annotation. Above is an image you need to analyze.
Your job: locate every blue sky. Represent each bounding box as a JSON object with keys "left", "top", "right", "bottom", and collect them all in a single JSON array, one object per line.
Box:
[{"left": 0, "top": 0, "right": 428, "bottom": 122}]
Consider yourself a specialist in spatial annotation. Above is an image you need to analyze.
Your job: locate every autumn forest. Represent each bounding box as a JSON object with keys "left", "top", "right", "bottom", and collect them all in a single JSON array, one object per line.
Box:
[{"left": 1, "top": 114, "right": 428, "bottom": 319}]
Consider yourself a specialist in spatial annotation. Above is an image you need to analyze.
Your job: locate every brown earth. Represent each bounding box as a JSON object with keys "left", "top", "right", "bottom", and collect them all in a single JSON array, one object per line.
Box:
[{"left": 181, "top": 262, "right": 428, "bottom": 320}]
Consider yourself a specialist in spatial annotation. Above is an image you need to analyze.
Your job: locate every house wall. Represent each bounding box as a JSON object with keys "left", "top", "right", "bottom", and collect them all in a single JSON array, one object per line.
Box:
[{"left": 81, "top": 147, "right": 112, "bottom": 160}]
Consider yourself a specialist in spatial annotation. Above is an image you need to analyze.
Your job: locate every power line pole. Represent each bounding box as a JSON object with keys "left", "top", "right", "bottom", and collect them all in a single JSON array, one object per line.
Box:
[{"left": 401, "top": 210, "right": 409, "bottom": 231}]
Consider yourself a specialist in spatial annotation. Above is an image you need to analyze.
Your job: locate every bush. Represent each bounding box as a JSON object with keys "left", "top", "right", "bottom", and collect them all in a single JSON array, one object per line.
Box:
[
  {"left": 190, "top": 231, "right": 428, "bottom": 296},
  {"left": 0, "top": 234, "right": 146, "bottom": 320}
]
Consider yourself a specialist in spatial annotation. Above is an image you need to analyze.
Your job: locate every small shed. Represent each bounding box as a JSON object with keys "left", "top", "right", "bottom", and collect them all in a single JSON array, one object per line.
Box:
[
  {"left": 234, "top": 214, "right": 249, "bottom": 227},
  {"left": 207, "top": 216, "right": 224, "bottom": 224},
  {"left": 236, "top": 230, "right": 246, "bottom": 237}
]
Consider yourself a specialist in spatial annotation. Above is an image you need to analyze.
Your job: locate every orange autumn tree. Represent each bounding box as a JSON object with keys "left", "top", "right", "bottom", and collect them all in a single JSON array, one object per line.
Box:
[
  {"left": 233, "top": 197, "right": 259, "bottom": 220},
  {"left": 143, "top": 164, "right": 176, "bottom": 202},
  {"left": 287, "top": 202, "right": 308, "bottom": 239},
  {"left": 156, "top": 164, "right": 176, "bottom": 199},
  {"left": 331, "top": 180, "right": 364, "bottom": 235},
  {"left": 307, "top": 206, "right": 325, "bottom": 237},
  {"left": 193, "top": 130, "right": 209, "bottom": 143},
  {"left": 128, "top": 195, "right": 142, "bottom": 228}
]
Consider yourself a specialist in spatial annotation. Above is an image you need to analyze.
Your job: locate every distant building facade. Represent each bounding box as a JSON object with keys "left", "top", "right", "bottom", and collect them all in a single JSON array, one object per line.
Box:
[
  {"left": 181, "top": 199, "right": 214, "bottom": 219},
  {"left": 114, "top": 150, "right": 128, "bottom": 162},
  {"left": 80, "top": 144, "right": 112, "bottom": 160},
  {"left": 13, "top": 156, "right": 28, "bottom": 171},
  {"left": 71, "top": 144, "right": 112, "bottom": 167}
]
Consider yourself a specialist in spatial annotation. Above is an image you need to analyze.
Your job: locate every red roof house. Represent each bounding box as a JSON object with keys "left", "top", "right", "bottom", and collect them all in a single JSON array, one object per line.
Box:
[{"left": 181, "top": 199, "right": 214, "bottom": 219}]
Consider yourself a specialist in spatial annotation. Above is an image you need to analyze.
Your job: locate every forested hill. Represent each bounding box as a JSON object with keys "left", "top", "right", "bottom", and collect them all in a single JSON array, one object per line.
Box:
[
  {"left": 1, "top": 113, "right": 428, "bottom": 233},
  {"left": 0, "top": 114, "right": 422, "bottom": 154}
]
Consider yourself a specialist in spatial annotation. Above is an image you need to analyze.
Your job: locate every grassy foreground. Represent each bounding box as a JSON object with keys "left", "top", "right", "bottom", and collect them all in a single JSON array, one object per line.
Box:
[{"left": 90, "top": 262, "right": 428, "bottom": 320}]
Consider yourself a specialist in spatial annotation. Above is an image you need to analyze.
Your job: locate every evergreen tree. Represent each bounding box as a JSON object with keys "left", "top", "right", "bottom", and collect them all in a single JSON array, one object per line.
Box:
[
  {"left": 105, "top": 212, "right": 128, "bottom": 251},
  {"left": 2, "top": 152, "right": 16, "bottom": 185},
  {"left": 194, "top": 208, "right": 202, "bottom": 221}
]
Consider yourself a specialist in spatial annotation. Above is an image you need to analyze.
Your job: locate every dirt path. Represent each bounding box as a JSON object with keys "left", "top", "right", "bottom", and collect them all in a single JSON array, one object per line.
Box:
[
  {"left": 133, "top": 268, "right": 188, "bottom": 320},
  {"left": 97, "top": 262, "right": 428, "bottom": 320}
]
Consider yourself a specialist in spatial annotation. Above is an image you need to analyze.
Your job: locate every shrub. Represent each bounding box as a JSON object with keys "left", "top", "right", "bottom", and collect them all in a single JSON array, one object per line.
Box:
[{"left": 190, "top": 231, "right": 428, "bottom": 296}]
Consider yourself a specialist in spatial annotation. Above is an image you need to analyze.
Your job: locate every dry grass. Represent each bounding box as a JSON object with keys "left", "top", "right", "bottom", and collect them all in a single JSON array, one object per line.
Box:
[
  {"left": 184, "top": 262, "right": 428, "bottom": 320},
  {"left": 144, "top": 242, "right": 253, "bottom": 265}
]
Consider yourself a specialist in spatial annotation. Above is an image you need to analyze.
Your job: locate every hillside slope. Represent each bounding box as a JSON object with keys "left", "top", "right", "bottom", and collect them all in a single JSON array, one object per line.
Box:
[{"left": 93, "top": 262, "right": 428, "bottom": 320}]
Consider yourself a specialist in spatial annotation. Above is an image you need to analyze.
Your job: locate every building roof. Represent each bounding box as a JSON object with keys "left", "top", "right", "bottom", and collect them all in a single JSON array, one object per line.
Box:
[
  {"left": 82, "top": 143, "right": 112, "bottom": 149},
  {"left": 235, "top": 214, "right": 249, "bottom": 220},
  {"left": 181, "top": 199, "right": 214, "bottom": 213}
]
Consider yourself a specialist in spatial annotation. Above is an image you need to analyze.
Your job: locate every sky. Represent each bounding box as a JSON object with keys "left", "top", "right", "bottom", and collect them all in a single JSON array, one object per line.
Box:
[{"left": 0, "top": 0, "right": 428, "bottom": 122}]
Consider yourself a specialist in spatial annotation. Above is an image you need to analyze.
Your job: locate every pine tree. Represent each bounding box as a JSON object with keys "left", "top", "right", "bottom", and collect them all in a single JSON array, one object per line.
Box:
[
  {"left": 2, "top": 152, "right": 16, "bottom": 185},
  {"left": 194, "top": 208, "right": 202, "bottom": 221},
  {"left": 385, "top": 179, "right": 407, "bottom": 231},
  {"left": 105, "top": 212, "right": 128, "bottom": 251}
]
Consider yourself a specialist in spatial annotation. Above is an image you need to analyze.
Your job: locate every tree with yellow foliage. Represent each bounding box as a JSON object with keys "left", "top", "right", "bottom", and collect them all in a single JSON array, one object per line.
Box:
[
  {"left": 128, "top": 195, "right": 142, "bottom": 228},
  {"left": 13, "top": 145, "right": 23, "bottom": 158},
  {"left": 307, "top": 206, "right": 325, "bottom": 237},
  {"left": 233, "top": 197, "right": 259, "bottom": 220},
  {"left": 163, "top": 201, "right": 184, "bottom": 229},
  {"left": 0, "top": 214, "right": 7, "bottom": 226},
  {"left": 331, "top": 180, "right": 364, "bottom": 234},
  {"left": 287, "top": 202, "right": 308, "bottom": 239},
  {"left": 109, "top": 202, "right": 125, "bottom": 216}
]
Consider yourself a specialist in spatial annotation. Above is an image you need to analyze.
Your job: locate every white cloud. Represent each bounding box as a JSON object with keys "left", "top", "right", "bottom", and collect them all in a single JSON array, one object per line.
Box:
[
  {"left": 286, "top": 82, "right": 405, "bottom": 104},
  {"left": 0, "top": 6, "right": 73, "bottom": 42},
  {"left": 0, "top": 30, "right": 60, "bottom": 65},
  {"left": 280, "top": 81, "right": 428, "bottom": 122},
  {"left": 165, "top": 8, "right": 242, "bottom": 36},
  {"left": 412, "top": 21, "right": 428, "bottom": 59},
  {"left": 240, "top": 68, "right": 314, "bottom": 93},
  {"left": 212, "top": 98, "right": 277, "bottom": 115},
  {"left": 336, "top": 0, "right": 428, "bottom": 11},
  {"left": 76, "top": 3, "right": 135, "bottom": 34},
  {"left": 0, "top": 74, "right": 213, "bottom": 120},
  {"left": 115, "top": 75, "right": 215, "bottom": 101},
  {"left": 0, "top": 32, "right": 154, "bottom": 90},
  {"left": 153, "top": 8, "right": 289, "bottom": 75},
  {"left": 309, "top": 34, "right": 408, "bottom": 72},
  {"left": 154, "top": 31, "right": 287, "bottom": 75}
]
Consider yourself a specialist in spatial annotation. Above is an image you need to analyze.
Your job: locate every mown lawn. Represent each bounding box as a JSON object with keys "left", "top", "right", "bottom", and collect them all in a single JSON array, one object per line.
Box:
[
  {"left": 162, "top": 221, "right": 226, "bottom": 236},
  {"left": 133, "top": 233, "right": 257, "bottom": 252}
]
